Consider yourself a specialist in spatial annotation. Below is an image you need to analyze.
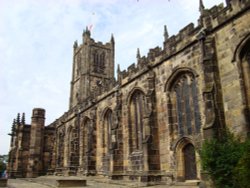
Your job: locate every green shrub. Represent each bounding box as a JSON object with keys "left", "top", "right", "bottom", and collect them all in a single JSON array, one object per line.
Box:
[
  {"left": 0, "top": 161, "right": 6, "bottom": 176},
  {"left": 233, "top": 138, "right": 250, "bottom": 188},
  {"left": 200, "top": 130, "right": 249, "bottom": 188}
]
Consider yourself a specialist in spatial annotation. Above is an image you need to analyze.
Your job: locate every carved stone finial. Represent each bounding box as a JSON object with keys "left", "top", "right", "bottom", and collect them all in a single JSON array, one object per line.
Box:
[
  {"left": 73, "top": 40, "right": 78, "bottom": 49},
  {"left": 12, "top": 119, "right": 16, "bottom": 132},
  {"left": 12, "top": 118, "right": 16, "bottom": 126},
  {"left": 164, "top": 25, "right": 169, "bottom": 41},
  {"left": 137, "top": 48, "right": 141, "bottom": 59},
  {"left": 83, "top": 26, "right": 91, "bottom": 37},
  {"left": 21, "top": 113, "right": 25, "bottom": 125},
  {"left": 199, "top": 0, "right": 205, "bottom": 14},
  {"left": 16, "top": 113, "right": 20, "bottom": 125},
  {"left": 117, "top": 64, "right": 121, "bottom": 73},
  {"left": 111, "top": 34, "right": 115, "bottom": 44},
  {"left": 8, "top": 119, "right": 16, "bottom": 136}
]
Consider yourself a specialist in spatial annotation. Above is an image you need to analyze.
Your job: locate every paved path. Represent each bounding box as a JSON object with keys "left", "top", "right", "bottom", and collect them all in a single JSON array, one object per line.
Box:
[
  {"left": 7, "top": 176, "right": 140, "bottom": 188},
  {"left": 8, "top": 178, "right": 130, "bottom": 188},
  {"left": 8, "top": 179, "right": 50, "bottom": 188},
  {"left": 6, "top": 176, "right": 199, "bottom": 188}
]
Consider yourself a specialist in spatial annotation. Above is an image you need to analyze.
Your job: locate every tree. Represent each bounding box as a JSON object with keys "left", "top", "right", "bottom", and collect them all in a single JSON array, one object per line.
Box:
[{"left": 0, "top": 155, "right": 7, "bottom": 177}]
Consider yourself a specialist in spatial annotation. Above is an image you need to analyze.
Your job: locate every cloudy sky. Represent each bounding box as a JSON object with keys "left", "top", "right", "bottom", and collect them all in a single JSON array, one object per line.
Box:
[{"left": 0, "top": 0, "right": 224, "bottom": 154}]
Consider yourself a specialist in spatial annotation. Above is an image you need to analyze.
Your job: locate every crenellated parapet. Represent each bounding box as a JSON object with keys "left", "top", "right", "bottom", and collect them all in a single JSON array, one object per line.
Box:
[
  {"left": 147, "top": 46, "right": 162, "bottom": 61},
  {"left": 199, "top": 0, "right": 250, "bottom": 30},
  {"left": 116, "top": 0, "right": 250, "bottom": 84},
  {"left": 73, "top": 28, "right": 114, "bottom": 56},
  {"left": 118, "top": 50, "right": 155, "bottom": 81}
]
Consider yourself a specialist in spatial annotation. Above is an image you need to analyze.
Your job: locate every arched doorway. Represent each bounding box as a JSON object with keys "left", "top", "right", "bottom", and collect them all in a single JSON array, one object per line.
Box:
[
  {"left": 183, "top": 143, "right": 197, "bottom": 180},
  {"left": 175, "top": 138, "right": 199, "bottom": 181}
]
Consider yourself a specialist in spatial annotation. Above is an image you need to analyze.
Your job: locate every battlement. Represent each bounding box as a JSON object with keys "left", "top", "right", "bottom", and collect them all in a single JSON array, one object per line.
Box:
[
  {"left": 209, "top": 3, "right": 225, "bottom": 18},
  {"left": 73, "top": 40, "right": 113, "bottom": 55},
  {"left": 200, "top": 1, "right": 250, "bottom": 30},
  {"left": 73, "top": 28, "right": 114, "bottom": 55},
  {"left": 117, "top": 23, "right": 199, "bottom": 81},
  {"left": 117, "top": 0, "right": 250, "bottom": 82}
]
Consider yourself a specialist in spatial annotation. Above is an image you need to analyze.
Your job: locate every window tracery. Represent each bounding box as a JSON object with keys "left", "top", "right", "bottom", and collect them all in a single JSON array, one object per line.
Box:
[
  {"left": 93, "top": 51, "right": 105, "bottom": 74},
  {"left": 69, "top": 127, "right": 79, "bottom": 166},
  {"left": 129, "top": 90, "right": 145, "bottom": 151},
  {"left": 241, "top": 48, "right": 250, "bottom": 109},
  {"left": 57, "top": 129, "right": 65, "bottom": 167},
  {"left": 103, "top": 109, "right": 112, "bottom": 152},
  {"left": 167, "top": 72, "right": 201, "bottom": 138}
]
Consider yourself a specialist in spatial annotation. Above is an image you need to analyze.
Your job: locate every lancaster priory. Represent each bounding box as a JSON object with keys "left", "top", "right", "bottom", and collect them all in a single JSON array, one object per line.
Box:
[{"left": 7, "top": 0, "right": 250, "bottom": 186}]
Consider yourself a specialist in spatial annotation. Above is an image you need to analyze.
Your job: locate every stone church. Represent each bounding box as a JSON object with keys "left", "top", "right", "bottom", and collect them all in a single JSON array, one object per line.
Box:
[{"left": 7, "top": 0, "right": 250, "bottom": 186}]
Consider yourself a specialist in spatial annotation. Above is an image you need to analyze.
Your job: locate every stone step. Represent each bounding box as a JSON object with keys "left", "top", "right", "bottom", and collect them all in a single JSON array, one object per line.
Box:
[
  {"left": 56, "top": 179, "right": 87, "bottom": 187},
  {"left": 170, "top": 180, "right": 200, "bottom": 188}
]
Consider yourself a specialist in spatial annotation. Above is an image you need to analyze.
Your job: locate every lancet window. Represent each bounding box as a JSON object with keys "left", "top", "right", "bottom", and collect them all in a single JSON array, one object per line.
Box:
[
  {"left": 129, "top": 90, "right": 145, "bottom": 151},
  {"left": 103, "top": 109, "right": 112, "bottom": 153},
  {"left": 93, "top": 51, "right": 105, "bottom": 74}
]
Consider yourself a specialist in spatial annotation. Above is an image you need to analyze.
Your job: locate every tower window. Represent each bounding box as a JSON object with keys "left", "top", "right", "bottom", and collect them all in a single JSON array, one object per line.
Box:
[{"left": 93, "top": 51, "right": 105, "bottom": 74}]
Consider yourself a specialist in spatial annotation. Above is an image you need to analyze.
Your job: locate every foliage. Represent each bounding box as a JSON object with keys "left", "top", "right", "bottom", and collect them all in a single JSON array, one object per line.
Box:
[
  {"left": 0, "top": 155, "right": 8, "bottom": 163},
  {"left": 0, "top": 161, "right": 6, "bottom": 175},
  {"left": 0, "top": 155, "right": 7, "bottom": 175},
  {"left": 233, "top": 138, "right": 250, "bottom": 188},
  {"left": 200, "top": 130, "right": 249, "bottom": 188}
]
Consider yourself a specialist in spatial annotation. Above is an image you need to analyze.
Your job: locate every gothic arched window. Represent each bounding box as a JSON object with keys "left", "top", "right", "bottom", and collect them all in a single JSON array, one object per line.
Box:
[
  {"left": 57, "top": 128, "right": 65, "bottom": 167},
  {"left": 129, "top": 90, "right": 145, "bottom": 152},
  {"left": 167, "top": 71, "right": 201, "bottom": 139},
  {"left": 69, "top": 127, "right": 79, "bottom": 167},
  {"left": 82, "top": 118, "right": 91, "bottom": 160},
  {"left": 240, "top": 41, "right": 250, "bottom": 110},
  {"left": 81, "top": 117, "right": 96, "bottom": 172},
  {"left": 93, "top": 51, "right": 105, "bottom": 74},
  {"left": 76, "top": 56, "right": 81, "bottom": 76},
  {"left": 100, "top": 52, "right": 105, "bottom": 69},
  {"left": 103, "top": 109, "right": 112, "bottom": 153}
]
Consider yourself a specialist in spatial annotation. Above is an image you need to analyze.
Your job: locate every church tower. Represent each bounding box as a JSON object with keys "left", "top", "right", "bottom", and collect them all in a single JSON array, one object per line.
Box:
[{"left": 69, "top": 27, "right": 115, "bottom": 109}]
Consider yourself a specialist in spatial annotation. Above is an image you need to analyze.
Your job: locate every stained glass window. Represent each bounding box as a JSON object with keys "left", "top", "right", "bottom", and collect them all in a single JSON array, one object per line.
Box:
[{"left": 168, "top": 72, "right": 201, "bottom": 137}]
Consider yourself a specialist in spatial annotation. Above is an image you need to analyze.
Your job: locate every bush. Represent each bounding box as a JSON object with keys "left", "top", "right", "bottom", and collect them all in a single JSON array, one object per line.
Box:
[
  {"left": 200, "top": 130, "right": 249, "bottom": 188},
  {"left": 233, "top": 138, "right": 250, "bottom": 188},
  {"left": 0, "top": 161, "right": 6, "bottom": 177}
]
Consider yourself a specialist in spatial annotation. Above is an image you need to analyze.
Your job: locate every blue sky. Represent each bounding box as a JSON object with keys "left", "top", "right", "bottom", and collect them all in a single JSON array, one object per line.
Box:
[{"left": 0, "top": 0, "right": 224, "bottom": 154}]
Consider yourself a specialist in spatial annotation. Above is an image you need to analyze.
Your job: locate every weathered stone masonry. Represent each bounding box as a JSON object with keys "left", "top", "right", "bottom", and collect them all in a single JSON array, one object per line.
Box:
[{"left": 8, "top": 0, "right": 250, "bottom": 186}]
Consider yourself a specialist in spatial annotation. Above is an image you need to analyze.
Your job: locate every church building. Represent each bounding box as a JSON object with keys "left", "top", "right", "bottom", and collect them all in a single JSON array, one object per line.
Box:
[{"left": 7, "top": 0, "right": 250, "bottom": 186}]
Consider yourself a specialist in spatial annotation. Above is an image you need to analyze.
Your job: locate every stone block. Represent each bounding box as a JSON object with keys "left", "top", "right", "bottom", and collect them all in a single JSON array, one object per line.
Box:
[{"left": 56, "top": 179, "right": 87, "bottom": 187}]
